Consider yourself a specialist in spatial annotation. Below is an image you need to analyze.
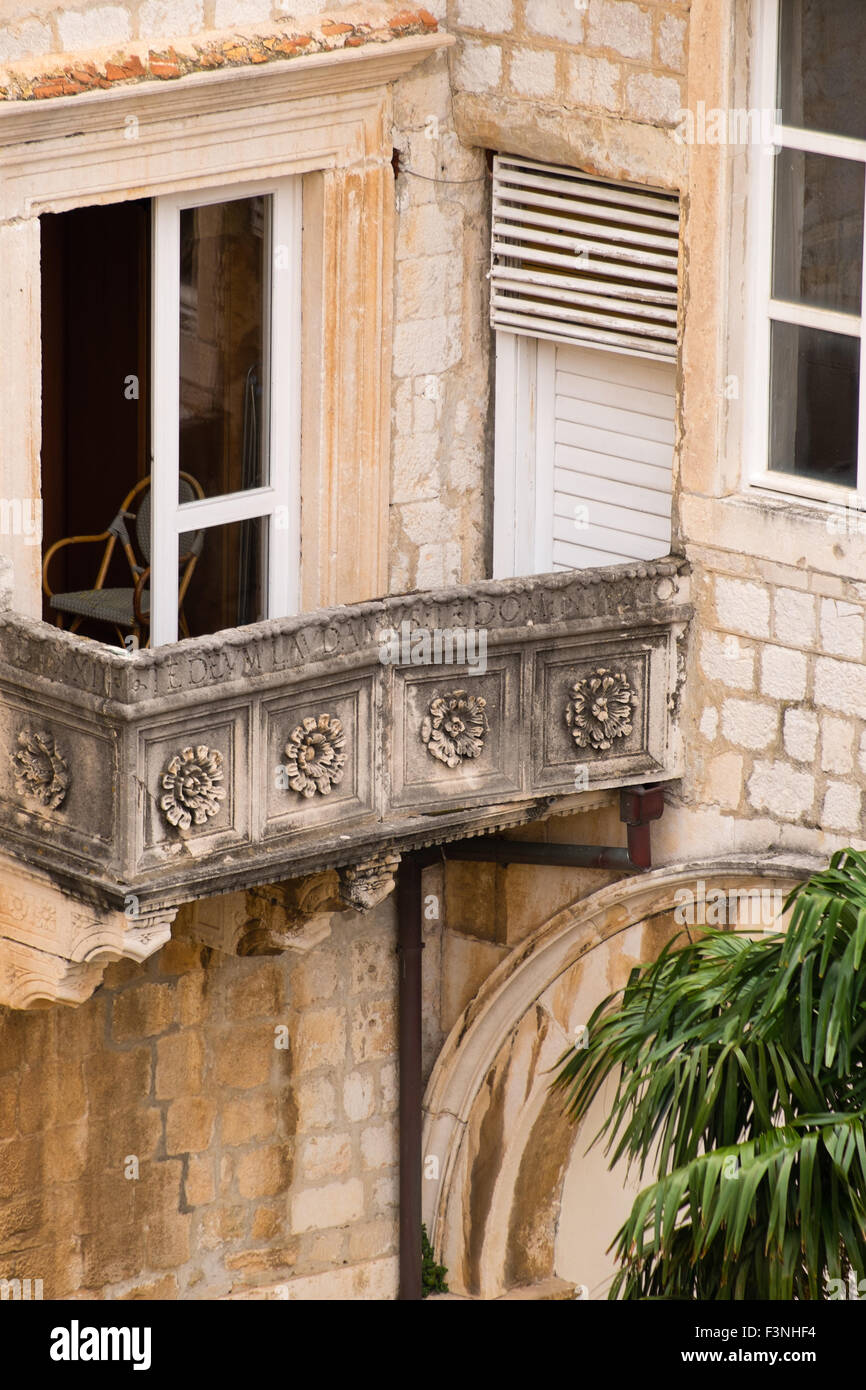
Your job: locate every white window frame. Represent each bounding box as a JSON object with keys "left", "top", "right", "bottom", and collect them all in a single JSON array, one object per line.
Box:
[
  {"left": 492, "top": 332, "right": 556, "bottom": 578},
  {"left": 747, "top": 0, "right": 866, "bottom": 506},
  {"left": 151, "top": 176, "right": 302, "bottom": 646}
]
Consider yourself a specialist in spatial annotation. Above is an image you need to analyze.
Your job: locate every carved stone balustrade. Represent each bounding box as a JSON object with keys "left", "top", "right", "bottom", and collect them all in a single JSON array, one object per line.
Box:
[{"left": 0, "top": 561, "right": 690, "bottom": 1005}]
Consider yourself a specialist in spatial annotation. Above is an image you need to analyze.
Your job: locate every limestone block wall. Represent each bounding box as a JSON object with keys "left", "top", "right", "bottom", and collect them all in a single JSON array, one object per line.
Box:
[
  {"left": 665, "top": 550, "right": 866, "bottom": 861},
  {"left": 0, "top": 904, "right": 400, "bottom": 1299},
  {"left": 449, "top": 0, "right": 688, "bottom": 127},
  {"left": 388, "top": 49, "right": 490, "bottom": 591}
]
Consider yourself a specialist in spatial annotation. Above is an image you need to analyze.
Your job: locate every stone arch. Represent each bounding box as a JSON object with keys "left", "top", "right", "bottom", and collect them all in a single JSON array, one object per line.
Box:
[{"left": 422, "top": 853, "right": 818, "bottom": 1299}]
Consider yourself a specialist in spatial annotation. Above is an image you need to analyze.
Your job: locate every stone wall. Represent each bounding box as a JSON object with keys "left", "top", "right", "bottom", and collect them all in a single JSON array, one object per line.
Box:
[
  {"left": 654, "top": 548, "right": 866, "bottom": 872},
  {"left": 0, "top": 903, "right": 400, "bottom": 1299},
  {"left": 389, "top": 48, "right": 489, "bottom": 591},
  {"left": 449, "top": 0, "right": 688, "bottom": 127},
  {"left": 0, "top": 2, "right": 357, "bottom": 61}
]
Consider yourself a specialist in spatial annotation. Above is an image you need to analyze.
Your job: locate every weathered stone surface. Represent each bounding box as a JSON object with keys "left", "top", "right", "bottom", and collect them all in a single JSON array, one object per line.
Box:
[{"left": 0, "top": 564, "right": 689, "bottom": 1007}]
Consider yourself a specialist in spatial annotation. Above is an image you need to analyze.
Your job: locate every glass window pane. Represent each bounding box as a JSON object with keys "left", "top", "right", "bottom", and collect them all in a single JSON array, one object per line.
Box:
[
  {"left": 178, "top": 515, "right": 268, "bottom": 639},
  {"left": 769, "top": 321, "right": 859, "bottom": 487},
  {"left": 778, "top": 0, "right": 866, "bottom": 140},
  {"left": 772, "top": 150, "right": 864, "bottom": 314},
  {"left": 179, "top": 195, "right": 270, "bottom": 504}
]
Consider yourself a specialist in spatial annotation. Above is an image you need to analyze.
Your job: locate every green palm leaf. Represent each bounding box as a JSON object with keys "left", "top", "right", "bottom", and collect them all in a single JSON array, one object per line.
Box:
[{"left": 553, "top": 850, "right": 866, "bottom": 1298}]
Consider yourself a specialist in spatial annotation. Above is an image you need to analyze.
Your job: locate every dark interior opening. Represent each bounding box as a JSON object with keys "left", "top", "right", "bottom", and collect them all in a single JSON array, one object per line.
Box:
[{"left": 40, "top": 200, "right": 150, "bottom": 640}]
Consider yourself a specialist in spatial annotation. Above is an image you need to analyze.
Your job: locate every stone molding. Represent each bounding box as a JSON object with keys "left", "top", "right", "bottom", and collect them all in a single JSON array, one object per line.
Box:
[
  {"left": 0, "top": 558, "right": 688, "bottom": 704},
  {"left": 337, "top": 853, "right": 401, "bottom": 911},
  {"left": 178, "top": 874, "right": 341, "bottom": 957},
  {"left": 0, "top": 35, "right": 451, "bottom": 203},
  {"left": 0, "top": 851, "right": 174, "bottom": 1008}
]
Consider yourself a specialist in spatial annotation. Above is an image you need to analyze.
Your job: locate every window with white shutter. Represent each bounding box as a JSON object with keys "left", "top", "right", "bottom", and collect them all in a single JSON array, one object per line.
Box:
[{"left": 491, "top": 154, "right": 681, "bottom": 578}]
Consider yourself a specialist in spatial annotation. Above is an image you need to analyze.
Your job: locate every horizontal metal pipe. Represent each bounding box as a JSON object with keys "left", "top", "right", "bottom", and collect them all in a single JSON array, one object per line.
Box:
[{"left": 442, "top": 839, "right": 635, "bottom": 870}]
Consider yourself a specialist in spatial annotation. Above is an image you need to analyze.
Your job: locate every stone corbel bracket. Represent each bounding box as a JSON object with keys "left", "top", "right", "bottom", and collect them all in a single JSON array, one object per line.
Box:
[
  {"left": 337, "top": 852, "right": 401, "bottom": 911},
  {"left": 179, "top": 871, "right": 343, "bottom": 957},
  {"left": 0, "top": 851, "right": 174, "bottom": 1008}
]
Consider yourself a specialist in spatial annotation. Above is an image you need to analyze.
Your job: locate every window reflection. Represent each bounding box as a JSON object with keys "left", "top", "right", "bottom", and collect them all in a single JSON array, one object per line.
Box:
[
  {"left": 773, "top": 150, "right": 864, "bottom": 315},
  {"left": 179, "top": 195, "right": 270, "bottom": 502},
  {"left": 180, "top": 515, "right": 267, "bottom": 639},
  {"left": 778, "top": 0, "right": 866, "bottom": 141},
  {"left": 770, "top": 321, "right": 859, "bottom": 487}
]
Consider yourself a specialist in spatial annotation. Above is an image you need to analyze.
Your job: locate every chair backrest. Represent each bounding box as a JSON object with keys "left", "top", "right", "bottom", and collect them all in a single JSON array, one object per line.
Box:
[{"left": 135, "top": 480, "right": 204, "bottom": 564}]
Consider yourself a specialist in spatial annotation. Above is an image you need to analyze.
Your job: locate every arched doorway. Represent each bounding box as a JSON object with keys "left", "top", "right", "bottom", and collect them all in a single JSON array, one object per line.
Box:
[{"left": 423, "top": 854, "right": 815, "bottom": 1298}]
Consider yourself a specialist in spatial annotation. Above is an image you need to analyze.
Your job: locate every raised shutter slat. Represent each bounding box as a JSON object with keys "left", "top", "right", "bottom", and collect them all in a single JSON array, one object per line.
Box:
[
  {"left": 494, "top": 155, "right": 680, "bottom": 216},
  {"left": 491, "top": 238, "right": 677, "bottom": 284},
  {"left": 495, "top": 309, "right": 676, "bottom": 358},
  {"left": 493, "top": 200, "right": 679, "bottom": 250},
  {"left": 491, "top": 292, "right": 678, "bottom": 343},
  {"left": 494, "top": 265, "right": 677, "bottom": 312},
  {"left": 491, "top": 153, "right": 680, "bottom": 361}
]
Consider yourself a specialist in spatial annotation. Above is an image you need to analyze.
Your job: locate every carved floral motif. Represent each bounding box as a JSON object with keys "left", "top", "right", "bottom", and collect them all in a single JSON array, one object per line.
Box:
[
  {"left": 421, "top": 690, "right": 488, "bottom": 768},
  {"left": 12, "top": 730, "right": 69, "bottom": 810},
  {"left": 566, "top": 669, "right": 638, "bottom": 752},
  {"left": 284, "top": 715, "right": 347, "bottom": 798},
  {"left": 160, "top": 745, "right": 226, "bottom": 829}
]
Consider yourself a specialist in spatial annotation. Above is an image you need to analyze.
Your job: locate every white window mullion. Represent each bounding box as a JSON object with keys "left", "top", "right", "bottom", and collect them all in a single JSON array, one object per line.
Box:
[
  {"left": 493, "top": 330, "right": 537, "bottom": 579},
  {"left": 746, "top": 0, "right": 779, "bottom": 487},
  {"left": 151, "top": 177, "right": 301, "bottom": 647},
  {"left": 533, "top": 339, "right": 556, "bottom": 572},
  {"left": 176, "top": 489, "right": 279, "bottom": 531},
  {"left": 774, "top": 124, "right": 866, "bottom": 164},
  {"left": 768, "top": 298, "right": 862, "bottom": 338},
  {"left": 151, "top": 198, "right": 181, "bottom": 648}
]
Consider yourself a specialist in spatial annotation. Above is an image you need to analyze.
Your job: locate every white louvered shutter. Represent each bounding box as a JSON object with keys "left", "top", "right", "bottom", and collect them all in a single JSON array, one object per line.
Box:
[
  {"left": 490, "top": 153, "right": 680, "bottom": 362},
  {"left": 547, "top": 342, "right": 675, "bottom": 569},
  {"left": 491, "top": 156, "right": 680, "bottom": 578}
]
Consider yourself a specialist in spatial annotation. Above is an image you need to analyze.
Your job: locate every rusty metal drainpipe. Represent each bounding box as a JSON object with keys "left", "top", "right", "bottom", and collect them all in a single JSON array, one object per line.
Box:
[
  {"left": 397, "top": 854, "right": 424, "bottom": 1301},
  {"left": 396, "top": 784, "right": 665, "bottom": 1299}
]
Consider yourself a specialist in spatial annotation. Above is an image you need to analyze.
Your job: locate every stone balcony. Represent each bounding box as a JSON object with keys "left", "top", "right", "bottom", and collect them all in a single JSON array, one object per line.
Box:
[{"left": 0, "top": 559, "right": 690, "bottom": 1006}]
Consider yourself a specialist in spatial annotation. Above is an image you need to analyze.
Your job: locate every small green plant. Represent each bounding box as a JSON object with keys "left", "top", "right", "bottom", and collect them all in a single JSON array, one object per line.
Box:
[{"left": 421, "top": 1223, "right": 449, "bottom": 1297}]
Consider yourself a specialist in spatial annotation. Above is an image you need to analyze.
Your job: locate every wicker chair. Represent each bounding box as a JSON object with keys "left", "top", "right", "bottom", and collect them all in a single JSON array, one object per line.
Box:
[{"left": 43, "top": 473, "right": 204, "bottom": 647}]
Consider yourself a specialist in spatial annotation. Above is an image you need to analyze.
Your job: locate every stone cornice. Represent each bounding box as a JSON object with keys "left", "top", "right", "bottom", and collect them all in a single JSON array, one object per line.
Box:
[
  {"left": 0, "top": 559, "right": 690, "bottom": 711},
  {"left": 0, "top": 566, "right": 691, "bottom": 948},
  {"left": 0, "top": 31, "right": 451, "bottom": 147}
]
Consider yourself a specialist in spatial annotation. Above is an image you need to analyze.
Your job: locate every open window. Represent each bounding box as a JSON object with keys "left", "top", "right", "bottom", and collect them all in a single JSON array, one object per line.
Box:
[
  {"left": 748, "top": 0, "right": 866, "bottom": 502},
  {"left": 490, "top": 154, "right": 680, "bottom": 578},
  {"left": 41, "top": 178, "right": 301, "bottom": 647}
]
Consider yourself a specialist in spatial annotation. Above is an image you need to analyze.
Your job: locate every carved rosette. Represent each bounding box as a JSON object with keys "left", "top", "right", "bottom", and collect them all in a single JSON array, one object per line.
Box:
[
  {"left": 285, "top": 715, "right": 347, "bottom": 797},
  {"left": 566, "top": 669, "right": 638, "bottom": 752},
  {"left": 421, "top": 690, "right": 488, "bottom": 768},
  {"left": 159, "top": 745, "right": 226, "bottom": 830},
  {"left": 12, "top": 730, "right": 69, "bottom": 810}
]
